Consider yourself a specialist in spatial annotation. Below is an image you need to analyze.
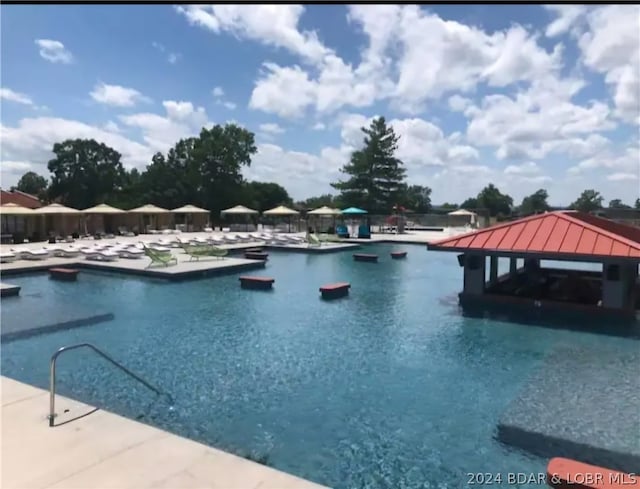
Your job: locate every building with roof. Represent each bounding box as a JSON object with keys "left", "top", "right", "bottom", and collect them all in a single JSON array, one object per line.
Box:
[
  {"left": 0, "top": 189, "right": 42, "bottom": 209},
  {"left": 427, "top": 210, "right": 640, "bottom": 320}
]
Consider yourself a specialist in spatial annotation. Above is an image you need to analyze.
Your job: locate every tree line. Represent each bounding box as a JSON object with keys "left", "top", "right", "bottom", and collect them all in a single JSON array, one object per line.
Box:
[{"left": 11, "top": 117, "right": 640, "bottom": 218}]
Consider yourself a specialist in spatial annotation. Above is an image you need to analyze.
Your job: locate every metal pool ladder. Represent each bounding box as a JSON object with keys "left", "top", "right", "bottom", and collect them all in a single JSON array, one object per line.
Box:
[{"left": 48, "top": 343, "right": 169, "bottom": 427}]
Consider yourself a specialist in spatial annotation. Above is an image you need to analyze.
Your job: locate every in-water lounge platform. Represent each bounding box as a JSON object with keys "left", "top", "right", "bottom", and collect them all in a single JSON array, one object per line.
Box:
[{"left": 497, "top": 345, "right": 640, "bottom": 473}]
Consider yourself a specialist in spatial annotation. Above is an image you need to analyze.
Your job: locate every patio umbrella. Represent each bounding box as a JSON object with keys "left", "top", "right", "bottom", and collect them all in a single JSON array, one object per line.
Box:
[
  {"left": 38, "top": 203, "right": 82, "bottom": 237},
  {"left": 172, "top": 204, "right": 210, "bottom": 231},
  {"left": 308, "top": 206, "right": 341, "bottom": 233},
  {"left": 82, "top": 203, "right": 126, "bottom": 236},
  {"left": 341, "top": 207, "right": 368, "bottom": 215},
  {"left": 263, "top": 205, "right": 299, "bottom": 232},
  {"left": 448, "top": 208, "right": 477, "bottom": 226}
]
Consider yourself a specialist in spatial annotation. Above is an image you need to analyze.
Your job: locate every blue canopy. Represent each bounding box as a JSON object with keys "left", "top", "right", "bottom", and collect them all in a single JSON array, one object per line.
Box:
[{"left": 341, "top": 207, "right": 368, "bottom": 215}]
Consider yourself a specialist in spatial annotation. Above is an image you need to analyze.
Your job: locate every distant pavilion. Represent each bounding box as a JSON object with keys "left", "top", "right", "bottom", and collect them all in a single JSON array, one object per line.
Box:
[{"left": 427, "top": 211, "right": 640, "bottom": 319}]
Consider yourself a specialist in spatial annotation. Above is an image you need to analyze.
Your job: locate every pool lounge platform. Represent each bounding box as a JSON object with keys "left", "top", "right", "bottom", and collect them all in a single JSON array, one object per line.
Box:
[
  {"left": 267, "top": 242, "right": 360, "bottom": 254},
  {"left": 1, "top": 256, "right": 266, "bottom": 281},
  {"left": 497, "top": 346, "right": 640, "bottom": 473},
  {"left": 0, "top": 282, "right": 21, "bottom": 297},
  {"left": 1, "top": 376, "right": 328, "bottom": 489}
]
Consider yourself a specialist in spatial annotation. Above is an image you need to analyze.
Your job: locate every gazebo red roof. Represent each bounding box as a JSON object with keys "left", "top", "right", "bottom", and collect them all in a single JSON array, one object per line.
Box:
[{"left": 428, "top": 211, "right": 640, "bottom": 260}]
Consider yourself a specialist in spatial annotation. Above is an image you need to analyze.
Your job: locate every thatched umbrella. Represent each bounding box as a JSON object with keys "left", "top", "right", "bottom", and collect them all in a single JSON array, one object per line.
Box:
[{"left": 263, "top": 205, "right": 300, "bottom": 232}]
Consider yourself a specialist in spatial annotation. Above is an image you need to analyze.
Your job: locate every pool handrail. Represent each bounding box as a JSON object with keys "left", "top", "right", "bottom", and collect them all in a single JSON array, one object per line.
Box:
[{"left": 48, "top": 343, "right": 170, "bottom": 427}]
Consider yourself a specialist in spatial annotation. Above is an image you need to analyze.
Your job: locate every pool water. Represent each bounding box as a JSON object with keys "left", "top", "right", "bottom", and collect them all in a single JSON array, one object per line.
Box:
[{"left": 2, "top": 244, "right": 635, "bottom": 488}]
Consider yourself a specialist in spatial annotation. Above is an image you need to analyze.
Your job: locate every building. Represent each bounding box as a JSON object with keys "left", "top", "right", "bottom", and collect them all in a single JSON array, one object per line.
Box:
[
  {"left": 427, "top": 211, "right": 640, "bottom": 320},
  {"left": 0, "top": 189, "right": 42, "bottom": 209}
]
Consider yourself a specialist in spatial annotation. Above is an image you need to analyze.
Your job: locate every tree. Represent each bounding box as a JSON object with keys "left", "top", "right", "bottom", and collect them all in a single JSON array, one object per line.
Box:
[
  {"left": 635, "top": 198, "right": 640, "bottom": 210},
  {"left": 47, "top": 139, "right": 126, "bottom": 209},
  {"left": 192, "top": 124, "right": 257, "bottom": 214},
  {"left": 399, "top": 184, "right": 432, "bottom": 213},
  {"left": 13, "top": 171, "right": 48, "bottom": 198},
  {"left": 297, "top": 194, "right": 340, "bottom": 209},
  {"left": 519, "top": 189, "right": 550, "bottom": 216},
  {"left": 460, "top": 197, "right": 478, "bottom": 209},
  {"left": 332, "top": 116, "right": 406, "bottom": 212},
  {"left": 570, "top": 189, "right": 604, "bottom": 212},
  {"left": 475, "top": 184, "right": 513, "bottom": 216},
  {"left": 608, "top": 198, "right": 631, "bottom": 209},
  {"left": 440, "top": 203, "right": 458, "bottom": 210},
  {"left": 242, "top": 181, "right": 292, "bottom": 211}
]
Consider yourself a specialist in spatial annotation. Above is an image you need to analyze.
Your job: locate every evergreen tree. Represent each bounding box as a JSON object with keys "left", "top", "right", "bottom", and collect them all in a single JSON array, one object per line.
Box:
[{"left": 331, "top": 117, "right": 406, "bottom": 212}]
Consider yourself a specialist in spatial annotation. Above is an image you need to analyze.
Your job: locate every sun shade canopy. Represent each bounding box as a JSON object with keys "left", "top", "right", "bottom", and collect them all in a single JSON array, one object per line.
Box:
[
  {"left": 171, "top": 204, "right": 210, "bottom": 214},
  {"left": 307, "top": 206, "right": 342, "bottom": 216},
  {"left": 37, "top": 203, "right": 81, "bottom": 214},
  {"left": 82, "top": 203, "right": 125, "bottom": 214},
  {"left": 341, "top": 207, "right": 368, "bottom": 215},
  {"left": 0, "top": 203, "right": 39, "bottom": 215},
  {"left": 128, "top": 204, "right": 170, "bottom": 213},
  {"left": 220, "top": 205, "right": 259, "bottom": 215},
  {"left": 263, "top": 205, "right": 300, "bottom": 216}
]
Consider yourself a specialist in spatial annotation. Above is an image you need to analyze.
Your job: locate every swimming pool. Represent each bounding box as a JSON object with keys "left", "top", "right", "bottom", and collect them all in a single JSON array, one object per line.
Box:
[{"left": 2, "top": 243, "right": 635, "bottom": 488}]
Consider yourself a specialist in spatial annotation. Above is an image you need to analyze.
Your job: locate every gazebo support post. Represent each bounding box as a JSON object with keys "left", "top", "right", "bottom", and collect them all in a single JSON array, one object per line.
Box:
[
  {"left": 509, "top": 257, "right": 518, "bottom": 276},
  {"left": 602, "top": 260, "right": 637, "bottom": 310},
  {"left": 489, "top": 256, "right": 499, "bottom": 285},
  {"left": 462, "top": 253, "right": 486, "bottom": 295}
]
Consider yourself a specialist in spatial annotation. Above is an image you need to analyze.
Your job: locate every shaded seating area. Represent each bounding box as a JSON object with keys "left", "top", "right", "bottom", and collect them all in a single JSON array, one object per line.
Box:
[
  {"left": 427, "top": 210, "right": 640, "bottom": 322},
  {"left": 180, "top": 243, "right": 228, "bottom": 261}
]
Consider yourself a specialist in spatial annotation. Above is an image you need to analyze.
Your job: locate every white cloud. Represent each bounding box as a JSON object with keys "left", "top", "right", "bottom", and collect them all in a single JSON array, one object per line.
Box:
[
  {"left": 1, "top": 161, "right": 33, "bottom": 174},
  {"left": 312, "top": 122, "right": 326, "bottom": 131},
  {"left": 544, "top": 5, "right": 588, "bottom": 37},
  {"left": 504, "top": 161, "right": 543, "bottom": 175},
  {"left": 0, "top": 88, "right": 34, "bottom": 106},
  {"left": 152, "top": 41, "right": 181, "bottom": 64},
  {"left": 176, "top": 5, "right": 329, "bottom": 63},
  {"left": 212, "top": 86, "right": 236, "bottom": 110},
  {"left": 103, "top": 121, "right": 121, "bottom": 133},
  {"left": 607, "top": 172, "right": 638, "bottom": 182},
  {"left": 119, "top": 100, "right": 209, "bottom": 153},
  {"left": 212, "top": 86, "right": 225, "bottom": 97},
  {"left": 167, "top": 53, "right": 180, "bottom": 64},
  {"left": 448, "top": 95, "right": 471, "bottom": 112},
  {"left": 34, "top": 39, "right": 73, "bottom": 64},
  {"left": 90, "top": 82, "right": 151, "bottom": 107},
  {"left": 259, "top": 123, "right": 285, "bottom": 135},
  {"left": 222, "top": 101, "right": 237, "bottom": 110}
]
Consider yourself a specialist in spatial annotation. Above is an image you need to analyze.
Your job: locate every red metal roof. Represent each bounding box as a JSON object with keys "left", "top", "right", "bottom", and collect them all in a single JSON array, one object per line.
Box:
[
  {"left": 428, "top": 211, "right": 640, "bottom": 260},
  {"left": 0, "top": 190, "right": 42, "bottom": 208}
]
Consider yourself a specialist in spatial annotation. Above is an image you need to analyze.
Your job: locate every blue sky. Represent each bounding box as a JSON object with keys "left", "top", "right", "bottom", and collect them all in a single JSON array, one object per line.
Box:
[{"left": 1, "top": 4, "right": 638, "bottom": 205}]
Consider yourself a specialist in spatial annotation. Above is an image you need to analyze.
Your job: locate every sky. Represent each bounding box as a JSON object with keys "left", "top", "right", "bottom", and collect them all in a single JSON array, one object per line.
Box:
[{"left": 1, "top": 4, "right": 638, "bottom": 206}]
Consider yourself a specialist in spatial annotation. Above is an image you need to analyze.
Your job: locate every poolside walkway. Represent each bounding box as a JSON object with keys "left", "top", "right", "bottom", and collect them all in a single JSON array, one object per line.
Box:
[{"left": 1, "top": 376, "right": 329, "bottom": 489}]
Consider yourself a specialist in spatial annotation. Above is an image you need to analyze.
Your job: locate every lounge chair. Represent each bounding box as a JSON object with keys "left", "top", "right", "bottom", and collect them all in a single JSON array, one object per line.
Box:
[
  {"left": 44, "top": 246, "right": 82, "bottom": 258},
  {"left": 210, "top": 236, "right": 225, "bottom": 246},
  {"left": 1, "top": 252, "right": 17, "bottom": 263},
  {"left": 81, "top": 248, "right": 119, "bottom": 261},
  {"left": 222, "top": 234, "right": 239, "bottom": 244},
  {"left": 181, "top": 244, "right": 228, "bottom": 261},
  {"left": 306, "top": 232, "right": 322, "bottom": 247},
  {"left": 117, "top": 247, "right": 144, "bottom": 259},
  {"left": 336, "top": 225, "right": 350, "bottom": 238},
  {"left": 11, "top": 248, "right": 51, "bottom": 260},
  {"left": 142, "top": 245, "right": 177, "bottom": 268}
]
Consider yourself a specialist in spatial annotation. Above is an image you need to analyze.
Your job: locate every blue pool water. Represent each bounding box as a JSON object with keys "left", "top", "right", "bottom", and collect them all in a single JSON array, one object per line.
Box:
[{"left": 2, "top": 244, "right": 636, "bottom": 488}]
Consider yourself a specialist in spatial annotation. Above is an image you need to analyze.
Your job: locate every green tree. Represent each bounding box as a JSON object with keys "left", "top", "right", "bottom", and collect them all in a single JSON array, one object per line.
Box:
[
  {"left": 519, "top": 189, "right": 550, "bottom": 216},
  {"left": 297, "top": 194, "right": 340, "bottom": 209},
  {"left": 460, "top": 197, "right": 478, "bottom": 209},
  {"left": 193, "top": 124, "right": 257, "bottom": 214},
  {"left": 109, "top": 168, "right": 143, "bottom": 209},
  {"left": 570, "top": 189, "right": 604, "bottom": 212},
  {"left": 635, "top": 198, "right": 640, "bottom": 210},
  {"left": 400, "top": 184, "right": 432, "bottom": 213},
  {"left": 331, "top": 116, "right": 406, "bottom": 212},
  {"left": 47, "top": 139, "right": 126, "bottom": 209},
  {"left": 12, "top": 171, "right": 48, "bottom": 198},
  {"left": 608, "top": 198, "right": 631, "bottom": 209},
  {"left": 242, "top": 181, "right": 292, "bottom": 211},
  {"left": 440, "top": 203, "right": 458, "bottom": 210},
  {"left": 477, "top": 184, "right": 513, "bottom": 216}
]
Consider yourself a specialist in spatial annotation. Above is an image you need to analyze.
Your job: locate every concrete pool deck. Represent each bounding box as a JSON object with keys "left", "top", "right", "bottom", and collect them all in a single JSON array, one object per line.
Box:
[
  {"left": 0, "top": 282, "right": 21, "bottom": 297},
  {"left": 1, "top": 376, "right": 329, "bottom": 489}
]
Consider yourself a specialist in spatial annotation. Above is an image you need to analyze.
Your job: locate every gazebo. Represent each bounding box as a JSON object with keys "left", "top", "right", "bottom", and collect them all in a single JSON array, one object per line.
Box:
[
  {"left": 0, "top": 203, "right": 40, "bottom": 243},
  {"left": 263, "top": 205, "right": 300, "bottom": 233},
  {"left": 427, "top": 210, "right": 640, "bottom": 321},
  {"left": 38, "top": 203, "right": 82, "bottom": 238},
  {"left": 307, "top": 206, "right": 341, "bottom": 234},
  {"left": 342, "top": 207, "right": 369, "bottom": 238},
  {"left": 448, "top": 208, "right": 478, "bottom": 228},
  {"left": 128, "top": 204, "right": 171, "bottom": 233},
  {"left": 172, "top": 204, "right": 210, "bottom": 232},
  {"left": 82, "top": 203, "right": 126, "bottom": 235},
  {"left": 220, "top": 205, "right": 259, "bottom": 232}
]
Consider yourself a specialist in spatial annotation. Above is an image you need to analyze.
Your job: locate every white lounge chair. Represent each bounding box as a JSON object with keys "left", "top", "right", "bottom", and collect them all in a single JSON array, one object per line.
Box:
[
  {"left": 11, "top": 248, "right": 52, "bottom": 260},
  {"left": 210, "top": 236, "right": 225, "bottom": 246},
  {"left": 81, "top": 248, "right": 119, "bottom": 261},
  {"left": 117, "top": 248, "right": 144, "bottom": 259},
  {"left": 222, "top": 234, "right": 239, "bottom": 244},
  {"left": 44, "top": 246, "right": 82, "bottom": 258},
  {"left": 0, "top": 252, "right": 17, "bottom": 263}
]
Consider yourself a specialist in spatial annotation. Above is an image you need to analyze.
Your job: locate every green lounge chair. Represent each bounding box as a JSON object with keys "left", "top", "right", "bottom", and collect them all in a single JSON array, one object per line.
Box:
[
  {"left": 318, "top": 233, "right": 341, "bottom": 243},
  {"left": 143, "top": 245, "right": 178, "bottom": 268},
  {"left": 306, "top": 232, "right": 322, "bottom": 247},
  {"left": 181, "top": 244, "right": 228, "bottom": 261}
]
